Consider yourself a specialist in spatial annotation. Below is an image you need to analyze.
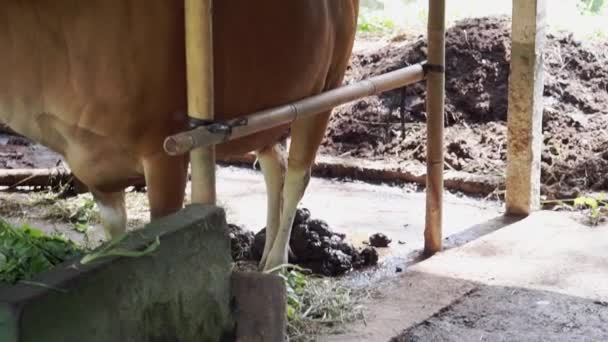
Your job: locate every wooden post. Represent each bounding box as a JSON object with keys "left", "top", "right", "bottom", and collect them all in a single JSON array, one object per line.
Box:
[
  {"left": 424, "top": 0, "right": 446, "bottom": 256},
  {"left": 505, "top": 0, "right": 546, "bottom": 215},
  {"left": 185, "top": 0, "right": 216, "bottom": 204}
]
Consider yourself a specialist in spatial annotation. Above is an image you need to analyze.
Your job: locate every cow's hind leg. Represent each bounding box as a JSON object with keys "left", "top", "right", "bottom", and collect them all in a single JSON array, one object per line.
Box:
[
  {"left": 256, "top": 144, "right": 287, "bottom": 269},
  {"left": 143, "top": 154, "right": 188, "bottom": 219},
  {"left": 263, "top": 111, "right": 331, "bottom": 272},
  {"left": 92, "top": 190, "right": 127, "bottom": 239}
]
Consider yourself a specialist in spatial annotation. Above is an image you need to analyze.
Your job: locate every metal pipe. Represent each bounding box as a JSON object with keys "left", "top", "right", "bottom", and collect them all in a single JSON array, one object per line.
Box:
[
  {"left": 185, "top": 0, "right": 216, "bottom": 205},
  {"left": 424, "top": 0, "right": 446, "bottom": 256},
  {"left": 165, "top": 63, "right": 426, "bottom": 156}
]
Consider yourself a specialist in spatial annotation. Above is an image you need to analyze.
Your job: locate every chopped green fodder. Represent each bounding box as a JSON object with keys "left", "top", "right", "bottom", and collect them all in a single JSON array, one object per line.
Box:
[
  {"left": 0, "top": 218, "right": 85, "bottom": 284},
  {"left": 33, "top": 193, "right": 99, "bottom": 232},
  {"left": 281, "top": 269, "right": 367, "bottom": 342}
]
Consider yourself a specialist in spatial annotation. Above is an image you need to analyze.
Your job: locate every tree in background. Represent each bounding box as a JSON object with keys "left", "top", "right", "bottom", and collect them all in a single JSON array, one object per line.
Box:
[{"left": 578, "top": 0, "right": 605, "bottom": 14}]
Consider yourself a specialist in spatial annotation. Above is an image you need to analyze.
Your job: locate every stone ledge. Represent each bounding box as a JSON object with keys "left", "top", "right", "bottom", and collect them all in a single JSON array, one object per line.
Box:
[{"left": 0, "top": 204, "right": 234, "bottom": 342}]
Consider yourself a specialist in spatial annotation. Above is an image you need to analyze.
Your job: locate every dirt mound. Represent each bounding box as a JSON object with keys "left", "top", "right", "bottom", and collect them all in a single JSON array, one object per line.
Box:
[
  {"left": 0, "top": 134, "right": 63, "bottom": 170},
  {"left": 228, "top": 208, "right": 379, "bottom": 276},
  {"left": 322, "top": 16, "right": 608, "bottom": 195}
]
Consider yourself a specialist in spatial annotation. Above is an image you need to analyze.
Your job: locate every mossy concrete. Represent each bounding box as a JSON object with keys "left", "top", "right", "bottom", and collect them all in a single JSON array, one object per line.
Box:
[{"left": 0, "top": 204, "right": 234, "bottom": 342}]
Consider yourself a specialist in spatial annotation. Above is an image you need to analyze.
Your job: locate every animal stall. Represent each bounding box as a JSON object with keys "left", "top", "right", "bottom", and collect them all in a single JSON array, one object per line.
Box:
[{"left": 0, "top": 0, "right": 546, "bottom": 340}]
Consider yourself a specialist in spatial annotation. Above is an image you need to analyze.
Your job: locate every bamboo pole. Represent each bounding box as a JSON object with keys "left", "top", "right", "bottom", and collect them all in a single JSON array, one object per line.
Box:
[
  {"left": 165, "top": 63, "right": 426, "bottom": 156},
  {"left": 185, "top": 0, "right": 216, "bottom": 204},
  {"left": 424, "top": 0, "right": 446, "bottom": 256}
]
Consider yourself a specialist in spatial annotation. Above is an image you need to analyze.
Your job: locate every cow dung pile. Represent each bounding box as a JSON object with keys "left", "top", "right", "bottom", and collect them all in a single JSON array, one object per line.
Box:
[
  {"left": 228, "top": 208, "right": 379, "bottom": 276},
  {"left": 369, "top": 232, "right": 392, "bottom": 247}
]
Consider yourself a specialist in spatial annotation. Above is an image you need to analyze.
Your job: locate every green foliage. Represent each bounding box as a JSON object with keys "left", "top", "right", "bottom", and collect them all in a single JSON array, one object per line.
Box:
[
  {"left": 572, "top": 195, "right": 607, "bottom": 226},
  {"left": 543, "top": 194, "right": 608, "bottom": 226},
  {"left": 285, "top": 270, "right": 308, "bottom": 321},
  {"left": 357, "top": 7, "right": 396, "bottom": 34},
  {"left": 0, "top": 218, "right": 84, "bottom": 284},
  {"left": 578, "top": 0, "right": 606, "bottom": 14}
]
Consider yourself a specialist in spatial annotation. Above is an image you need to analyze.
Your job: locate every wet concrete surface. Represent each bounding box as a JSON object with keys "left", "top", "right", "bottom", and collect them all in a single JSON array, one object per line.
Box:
[
  {"left": 193, "top": 166, "right": 504, "bottom": 278},
  {"left": 1, "top": 159, "right": 505, "bottom": 278}
]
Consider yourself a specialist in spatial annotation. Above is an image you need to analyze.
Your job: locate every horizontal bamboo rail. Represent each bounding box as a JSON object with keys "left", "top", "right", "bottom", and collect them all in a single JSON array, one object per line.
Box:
[
  {"left": 0, "top": 168, "right": 74, "bottom": 189},
  {"left": 164, "top": 63, "right": 427, "bottom": 156}
]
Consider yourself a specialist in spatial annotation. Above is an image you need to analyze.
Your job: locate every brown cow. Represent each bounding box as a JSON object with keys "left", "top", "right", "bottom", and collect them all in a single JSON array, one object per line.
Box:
[{"left": 0, "top": 0, "right": 359, "bottom": 271}]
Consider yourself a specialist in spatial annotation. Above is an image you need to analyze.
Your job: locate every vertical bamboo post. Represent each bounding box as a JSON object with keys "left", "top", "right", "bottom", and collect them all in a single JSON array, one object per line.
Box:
[
  {"left": 424, "top": 0, "right": 446, "bottom": 256},
  {"left": 185, "top": 0, "right": 216, "bottom": 204},
  {"left": 505, "top": 0, "right": 546, "bottom": 215}
]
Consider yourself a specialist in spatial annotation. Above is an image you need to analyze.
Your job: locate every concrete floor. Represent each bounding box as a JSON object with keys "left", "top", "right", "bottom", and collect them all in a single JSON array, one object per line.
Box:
[
  {"left": 1, "top": 164, "right": 505, "bottom": 265},
  {"left": 321, "top": 210, "right": 608, "bottom": 341},
  {"left": 4, "top": 165, "right": 606, "bottom": 341},
  {"left": 0, "top": 164, "right": 504, "bottom": 260},
  {"left": 213, "top": 166, "right": 608, "bottom": 341},
  {"left": 207, "top": 166, "right": 504, "bottom": 271}
]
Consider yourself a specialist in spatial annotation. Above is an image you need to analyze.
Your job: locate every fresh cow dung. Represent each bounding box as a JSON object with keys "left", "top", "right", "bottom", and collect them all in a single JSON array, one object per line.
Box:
[
  {"left": 369, "top": 233, "right": 392, "bottom": 247},
  {"left": 229, "top": 208, "right": 379, "bottom": 276},
  {"left": 228, "top": 223, "right": 255, "bottom": 261},
  {"left": 359, "top": 246, "right": 379, "bottom": 266}
]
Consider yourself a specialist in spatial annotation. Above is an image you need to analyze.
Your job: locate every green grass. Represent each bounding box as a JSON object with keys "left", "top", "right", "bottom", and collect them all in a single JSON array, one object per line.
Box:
[{"left": 0, "top": 218, "right": 84, "bottom": 284}]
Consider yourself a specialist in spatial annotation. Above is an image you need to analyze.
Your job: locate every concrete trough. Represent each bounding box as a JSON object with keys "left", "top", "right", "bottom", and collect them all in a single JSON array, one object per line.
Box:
[{"left": 0, "top": 204, "right": 286, "bottom": 342}]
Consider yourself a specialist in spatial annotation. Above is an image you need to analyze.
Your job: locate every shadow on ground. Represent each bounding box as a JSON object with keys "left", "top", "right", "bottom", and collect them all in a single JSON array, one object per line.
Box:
[
  {"left": 323, "top": 271, "right": 608, "bottom": 342},
  {"left": 442, "top": 215, "right": 524, "bottom": 250},
  {"left": 391, "top": 276, "right": 608, "bottom": 342}
]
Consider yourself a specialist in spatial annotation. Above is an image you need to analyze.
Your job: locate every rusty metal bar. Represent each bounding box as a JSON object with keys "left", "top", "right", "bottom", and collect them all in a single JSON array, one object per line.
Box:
[
  {"left": 185, "top": 0, "right": 216, "bottom": 204},
  {"left": 424, "top": 0, "right": 446, "bottom": 256},
  {"left": 164, "top": 63, "right": 426, "bottom": 156}
]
